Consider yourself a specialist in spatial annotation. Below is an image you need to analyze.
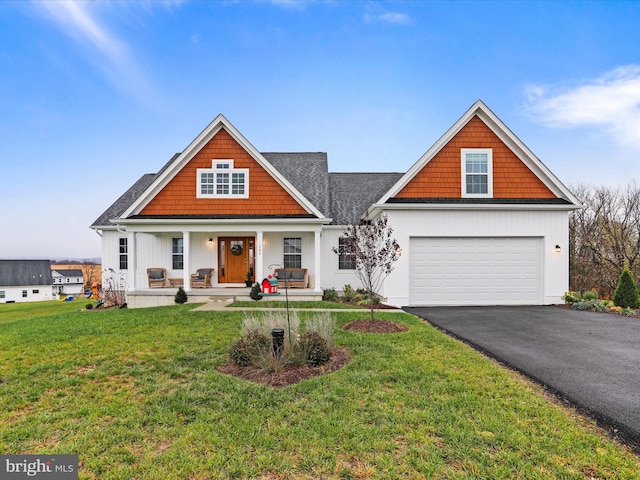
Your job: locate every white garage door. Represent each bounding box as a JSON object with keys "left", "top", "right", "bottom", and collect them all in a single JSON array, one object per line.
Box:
[{"left": 410, "top": 237, "right": 542, "bottom": 306}]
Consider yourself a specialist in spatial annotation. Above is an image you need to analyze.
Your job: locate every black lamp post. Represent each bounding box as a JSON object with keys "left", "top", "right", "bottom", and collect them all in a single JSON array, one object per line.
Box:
[{"left": 268, "top": 262, "right": 291, "bottom": 346}]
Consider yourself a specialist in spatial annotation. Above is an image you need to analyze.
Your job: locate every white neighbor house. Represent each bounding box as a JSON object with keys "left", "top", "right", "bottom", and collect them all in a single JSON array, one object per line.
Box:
[
  {"left": 0, "top": 260, "right": 55, "bottom": 303},
  {"left": 52, "top": 269, "right": 85, "bottom": 297},
  {"left": 91, "top": 100, "right": 581, "bottom": 308}
]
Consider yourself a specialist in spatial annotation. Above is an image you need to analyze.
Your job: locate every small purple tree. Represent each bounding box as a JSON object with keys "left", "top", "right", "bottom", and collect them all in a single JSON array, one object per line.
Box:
[{"left": 332, "top": 214, "right": 401, "bottom": 320}]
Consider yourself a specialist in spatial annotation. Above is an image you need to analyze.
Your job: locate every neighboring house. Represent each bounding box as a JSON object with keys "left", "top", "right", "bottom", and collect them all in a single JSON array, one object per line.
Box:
[
  {"left": 91, "top": 100, "right": 581, "bottom": 308},
  {"left": 52, "top": 269, "right": 85, "bottom": 296},
  {"left": 0, "top": 260, "right": 55, "bottom": 303}
]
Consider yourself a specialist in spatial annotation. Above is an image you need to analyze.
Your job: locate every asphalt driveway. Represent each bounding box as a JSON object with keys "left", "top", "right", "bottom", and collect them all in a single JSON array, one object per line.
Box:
[{"left": 404, "top": 306, "right": 640, "bottom": 447}]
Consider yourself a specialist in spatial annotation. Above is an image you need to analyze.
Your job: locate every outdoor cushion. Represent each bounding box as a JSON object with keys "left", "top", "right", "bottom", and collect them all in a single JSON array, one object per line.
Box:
[{"left": 150, "top": 270, "right": 165, "bottom": 280}]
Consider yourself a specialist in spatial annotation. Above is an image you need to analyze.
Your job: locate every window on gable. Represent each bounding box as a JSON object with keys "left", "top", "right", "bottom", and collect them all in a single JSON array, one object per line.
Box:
[
  {"left": 283, "top": 237, "right": 302, "bottom": 269},
  {"left": 338, "top": 237, "right": 356, "bottom": 270},
  {"left": 461, "top": 148, "right": 493, "bottom": 198},
  {"left": 197, "top": 160, "right": 249, "bottom": 198}
]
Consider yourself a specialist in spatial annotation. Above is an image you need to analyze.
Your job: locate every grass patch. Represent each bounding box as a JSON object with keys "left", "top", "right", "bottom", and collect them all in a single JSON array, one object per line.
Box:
[
  {"left": 229, "top": 300, "right": 363, "bottom": 309},
  {"left": 0, "top": 299, "right": 93, "bottom": 324},
  {"left": 1, "top": 303, "right": 639, "bottom": 478}
]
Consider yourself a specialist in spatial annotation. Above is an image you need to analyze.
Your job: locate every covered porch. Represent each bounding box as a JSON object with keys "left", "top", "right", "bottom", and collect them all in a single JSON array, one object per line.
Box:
[
  {"left": 116, "top": 219, "right": 327, "bottom": 304},
  {"left": 126, "top": 286, "right": 323, "bottom": 309}
]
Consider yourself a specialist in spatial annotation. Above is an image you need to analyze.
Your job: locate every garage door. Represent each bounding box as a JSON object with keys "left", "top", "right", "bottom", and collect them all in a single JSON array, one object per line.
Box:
[{"left": 409, "top": 237, "right": 542, "bottom": 306}]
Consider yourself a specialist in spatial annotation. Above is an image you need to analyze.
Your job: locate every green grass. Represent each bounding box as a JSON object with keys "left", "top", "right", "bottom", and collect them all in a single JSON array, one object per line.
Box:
[
  {"left": 229, "top": 300, "right": 363, "bottom": 309},
  {"left": 1, "top": 302, "right": 639, "bottom": 479},
  {"left": 0, "top": 299, "right": 93, "bottom": 323}
]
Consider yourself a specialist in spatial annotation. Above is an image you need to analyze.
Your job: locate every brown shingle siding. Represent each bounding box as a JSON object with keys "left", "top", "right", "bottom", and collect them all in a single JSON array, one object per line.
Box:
[
  {"left": 139, "top": 128, "right": 309, "bottom": 216},
  {"left": 395, "top": 116, "right": 555, "bottom": 199}
]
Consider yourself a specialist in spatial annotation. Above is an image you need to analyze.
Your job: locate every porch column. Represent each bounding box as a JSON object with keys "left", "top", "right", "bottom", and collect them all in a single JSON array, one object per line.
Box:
[
  {"left": 256, "top": 230, "right": 264, "bottom": 283},
  {"left": 183, "top": 231, "right": 191, "bottom": 291},
  {"left": 128, "top": 231, "right": 136, "bottom": 291},
  {"left": 314, "top": 228, "right": 322, "bottom": 292}
]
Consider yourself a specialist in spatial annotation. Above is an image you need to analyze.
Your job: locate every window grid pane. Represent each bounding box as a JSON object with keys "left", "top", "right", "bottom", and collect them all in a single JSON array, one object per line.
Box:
[
  {"left": 283, "top": 237, "right": 302, "bottom": 269},
  {"left": 172, "top": 238, "right": 184, "bottom": 270},
  {"left": 119, "top": 238, "right": 128, "bottom": 270},
  {"left": 338, "top": 237, "right": 356, "bottom": 270}
]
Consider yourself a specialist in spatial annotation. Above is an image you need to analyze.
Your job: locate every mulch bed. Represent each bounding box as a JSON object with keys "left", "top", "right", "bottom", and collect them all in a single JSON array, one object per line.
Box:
[
  {"left": 218, "top": 347, "right": 351, "bottom": 388},
  {"left": 342, "top": 319, "right": 408, "bottom": 333},
  {"left": 218, "top": 320, "right": 408, "bottom": 387}
]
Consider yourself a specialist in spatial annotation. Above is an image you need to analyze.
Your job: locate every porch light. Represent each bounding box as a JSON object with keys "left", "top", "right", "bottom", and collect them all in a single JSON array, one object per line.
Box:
[
  {"left": 208, "top": 238, "right": 213, "bottom": 247},
  {"left": 555, "top": 244, "right": 561, "bottom": 253}
]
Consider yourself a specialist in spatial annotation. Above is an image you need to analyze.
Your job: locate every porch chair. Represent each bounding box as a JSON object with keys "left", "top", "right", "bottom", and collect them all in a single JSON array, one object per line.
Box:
[
  {"left": 191, "top": 268, "right": 214, "bottom": 288},
  {"left": 147, "top": 268, "right": 167, "bottom": 288}
]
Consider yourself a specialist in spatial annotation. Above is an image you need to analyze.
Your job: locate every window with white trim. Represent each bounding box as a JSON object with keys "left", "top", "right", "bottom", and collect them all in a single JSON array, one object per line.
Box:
[
  {"left": 338, "top": 237, "right": 356, "bottom": 270},
  {"left": 197, "top": 160, "right": 249, "bottom": 198},
  {"left": 119, "top": 238, "right": 128, "bottom": 270},
  {"left": 461, "top": 148, "right": 493, "bottom": 198},
  {"left": 172, "top": 237, "right": 184, "bottom": 270},
  {"left": 283, "top": 237, "right": 302, "bottom": 269}
]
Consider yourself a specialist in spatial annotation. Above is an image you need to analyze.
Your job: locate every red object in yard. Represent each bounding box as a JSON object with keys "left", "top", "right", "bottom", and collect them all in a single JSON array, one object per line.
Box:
[{"left": 261, "top": 275, "right": 279, "bottom": 295}]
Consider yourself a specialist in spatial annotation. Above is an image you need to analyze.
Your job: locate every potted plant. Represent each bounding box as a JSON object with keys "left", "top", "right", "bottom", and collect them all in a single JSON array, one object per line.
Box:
[{"left": 245, "top": 268, "right": 254, "bottom": 287}]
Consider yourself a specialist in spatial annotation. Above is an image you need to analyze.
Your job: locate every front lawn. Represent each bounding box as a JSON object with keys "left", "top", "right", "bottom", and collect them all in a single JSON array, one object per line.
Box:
[{"left": 1, "top": 303, "right": 639, "bottom": 479}]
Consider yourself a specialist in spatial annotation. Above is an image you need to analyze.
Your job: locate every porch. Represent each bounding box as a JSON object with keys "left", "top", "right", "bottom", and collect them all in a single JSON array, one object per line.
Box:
[{"left": 126, "top": 286, "right": 323, "bottom": 309}]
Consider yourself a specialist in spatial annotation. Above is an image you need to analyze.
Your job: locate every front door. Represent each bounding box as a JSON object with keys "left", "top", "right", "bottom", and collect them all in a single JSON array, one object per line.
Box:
[{"left": 218, "top": 237, "right": 255, "bottom": 284}]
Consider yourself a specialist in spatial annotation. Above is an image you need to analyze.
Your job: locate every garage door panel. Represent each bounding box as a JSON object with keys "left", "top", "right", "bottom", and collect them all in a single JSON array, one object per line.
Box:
[{"left": 410, "top": 237, "right": 542, "bottom": 306}]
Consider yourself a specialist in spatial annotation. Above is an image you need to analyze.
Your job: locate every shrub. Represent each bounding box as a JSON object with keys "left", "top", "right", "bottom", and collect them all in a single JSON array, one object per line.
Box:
[
  {"left": 298, "top": 331, "right": 331, "bottom": 367},
  {"left": 572, "top": 301, "right": 595, "bottom": 311},
  {"left": 323, "top": 288, "right": 338, "bottom": 302},
  {"left": 249, "top": 283, "right": 262, "bottom": 301},
  {"left": 229, "top": 330, "right": 271, "bottom": 367},
  {"left": 174, "top": 286, "right": 188, "bottom": 304},
  {"left": 304, "top": 312, "right": 335, "bottom": 347},
  {"left": 582, "top": 290, "right": 599, "bottom": 301},
  {"left": 613, "top": 266, "right": 639, "bottom": 308},
  {"left": 342, "top": 284, "right": 357, "bottom": 303},
  {"left": 85, "top": 303, "right": 93, "bottom": 310},
  {"left": 562, "top": 291, "right": 581, "bottom": 304},
  {"left": 619, "top": 308, "right": 637, "bottom": 316}
]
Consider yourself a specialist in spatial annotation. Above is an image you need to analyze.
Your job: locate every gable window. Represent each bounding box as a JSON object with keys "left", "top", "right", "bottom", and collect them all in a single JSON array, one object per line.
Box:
[
  {"left": 338, "top": 237, "right": 356, "bottom": 270},
  {"left": 197, "top": 160, "right": 249, "bottom": 198},
  {"left": 172, "top": 238, "right": 184, "bottom": 270},
  {"left": 283, "top": 237, "right": 302, "bottom": 269},
  {"left": 461, "top": 148, "right": 493, "bottom": 198},
  {"left": 119, "top": 238, "right": 128, "bottom": 270}
]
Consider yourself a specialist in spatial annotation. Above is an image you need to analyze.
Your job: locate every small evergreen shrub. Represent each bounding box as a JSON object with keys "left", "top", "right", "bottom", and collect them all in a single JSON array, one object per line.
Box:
[
  {"left": 613, "top": 266, "right": 640, "bottom": 308},
  {"left": 174, "top": 286, "right": 188, "bottom": 304},
  {"left": 229, "top": 330, "right": 271, "bottom": 367},
  {"left": 298, "top": 331, "right": 331, "bottom": 367},
  {"left": 249, "top": 283, "right": 263, "bottom": 301},
  {"left": 582, "top": 290, "right": 599, "bottom": 301},
  {"left": 342, "top": 284, "right": 357, "bottom": 303},
  {"left": 322, "top": 288, "right": 338, "bottom": 302},
  {"left": 85, "top": 303, "right": 93, "bottom": 310},
  {"left": 562, "top": 291, "right": 581, "bottom": 304}
]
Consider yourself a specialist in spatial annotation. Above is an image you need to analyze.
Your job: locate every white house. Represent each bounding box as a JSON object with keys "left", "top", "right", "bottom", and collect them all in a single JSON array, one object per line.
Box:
[
  {"left": 0, "top": 260, "right": 55, "bottom": 303},
  {"left": 52, "top": 269, "right": 85, "bottom": 297},
  {"left": 91, "top": 100, "right": 580, "bottom": 308}
]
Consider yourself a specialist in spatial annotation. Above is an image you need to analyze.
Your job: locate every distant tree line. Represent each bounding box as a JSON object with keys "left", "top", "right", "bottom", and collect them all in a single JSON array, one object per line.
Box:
[{"left": 569, "top": 182, "right": 640, "bottom": 298}]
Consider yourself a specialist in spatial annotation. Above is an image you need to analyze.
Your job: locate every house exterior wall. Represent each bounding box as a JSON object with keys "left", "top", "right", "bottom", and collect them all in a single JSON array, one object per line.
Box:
[
  {"left": 0, "top": 285, "right": 55, "bottom": 303},
  {"left": 380, "top": 208, "right": 569, "bottom": 306},
  {"left": 320, "top": 226, "right": 364, "bottom": 292},
  {"left": 396, "top": 117, "right": 555, "bottom": 199}
]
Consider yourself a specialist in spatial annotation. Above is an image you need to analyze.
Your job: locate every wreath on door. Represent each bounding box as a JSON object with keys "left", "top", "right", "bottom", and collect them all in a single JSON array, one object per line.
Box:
[{"left": 231, "top": 244, "right": 243, "bottom": 256}]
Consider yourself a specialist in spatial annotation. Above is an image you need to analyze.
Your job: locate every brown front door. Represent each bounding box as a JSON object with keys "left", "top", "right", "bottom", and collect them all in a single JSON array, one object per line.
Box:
[{"left": 218, "top": 237, "right": 254, "bottom": 283}]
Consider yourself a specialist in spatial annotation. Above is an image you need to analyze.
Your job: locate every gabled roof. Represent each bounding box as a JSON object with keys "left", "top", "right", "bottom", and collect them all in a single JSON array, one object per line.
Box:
[
  {"left": 119, "top": 114, "right": 325, "bottom": 220},
  {"left": 0, "top": 260, "right": 53, "bottom": 287},
  {"left": 91, "top": 173, "right": 159, "bottom": 228},
  {"left": 329, "top": 172, "right": 403, "bottom": 225},
  {"left": 262, "top": 153, "right": 331, "bottom": 218},
  {"left": 375, "top": 100, "right": 581, "bottom": 207},
  {"left": 52, "top": 269, "right": 83, "bottom": 278}
]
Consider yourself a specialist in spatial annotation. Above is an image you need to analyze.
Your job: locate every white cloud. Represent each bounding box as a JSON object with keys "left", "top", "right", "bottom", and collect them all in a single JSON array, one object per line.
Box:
[
  {"left": 32, "top": 1, "right": 154, "bottom": 102},
  {"left": 526, "top": 65, "right": 640, "bottom": 149},
  {"left": 364, "top": 4, "right": 411, "bottom": 25}
]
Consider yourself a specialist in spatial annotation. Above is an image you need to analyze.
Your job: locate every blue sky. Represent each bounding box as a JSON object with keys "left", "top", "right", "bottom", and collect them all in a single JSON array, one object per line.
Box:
[{"left": 2, "top": 0, "right": 640, "bottom": 259}]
